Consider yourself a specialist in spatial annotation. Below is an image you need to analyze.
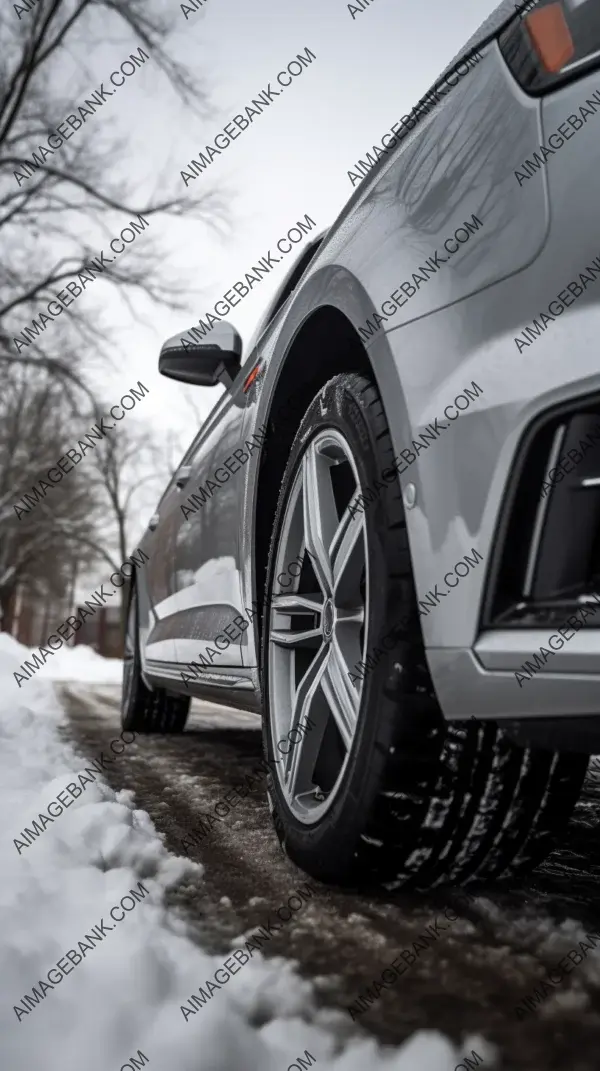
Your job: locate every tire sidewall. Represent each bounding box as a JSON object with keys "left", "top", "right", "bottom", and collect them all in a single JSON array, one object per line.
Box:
[{"left": 121, "top": 584, "right": 141, "bottom": 730}]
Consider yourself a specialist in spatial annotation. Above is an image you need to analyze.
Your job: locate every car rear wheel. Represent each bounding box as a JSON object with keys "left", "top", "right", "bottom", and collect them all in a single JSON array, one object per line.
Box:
[
  {"left": 121, "top": 587, "right": 190, "bottom": 733},
  {"left": 260, "top": 372, "right": 588, "bottom": 889}
]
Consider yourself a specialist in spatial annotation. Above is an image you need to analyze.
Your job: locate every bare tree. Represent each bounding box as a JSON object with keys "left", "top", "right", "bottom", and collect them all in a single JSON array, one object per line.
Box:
[
  {"left": 0, "top": 0, "right": 225, "bottom": 388},
  {"left": 0, "top": 364, "right": 101, "bottom": 624},
  {"left": 0, "top": 1, "right": 228, "bottom": 632},
  {"left": 84, "top": 420, "right": 165, "bottom": 575}
]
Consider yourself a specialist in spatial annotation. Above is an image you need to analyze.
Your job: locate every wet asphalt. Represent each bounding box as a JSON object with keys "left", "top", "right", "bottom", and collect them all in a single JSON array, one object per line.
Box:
[{"left": 59, "top": 682, "right": 600, "bottom": 1071}]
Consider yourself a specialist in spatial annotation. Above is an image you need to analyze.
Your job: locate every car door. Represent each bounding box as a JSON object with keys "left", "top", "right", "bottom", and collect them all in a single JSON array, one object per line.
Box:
[
  {"left": 138, "top": 475, "right": 186, "bottom": 669},
  {"left": 167, "top": 383, "right": 250, "bottom": 673}
]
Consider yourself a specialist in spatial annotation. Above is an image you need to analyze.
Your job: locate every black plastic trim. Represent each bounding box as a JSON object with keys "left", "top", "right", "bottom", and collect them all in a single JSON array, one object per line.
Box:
[{"left": 481, "top": 389, "right": 600, "bottom": 632}]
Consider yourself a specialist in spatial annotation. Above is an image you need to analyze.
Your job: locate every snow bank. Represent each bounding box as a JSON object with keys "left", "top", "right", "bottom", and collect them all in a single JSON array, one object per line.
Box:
[
  {"left": 0, "top": 631, "right": 491, "bottom": 1071},
  {"left": 38, "top": 641, "right": 123, "bottom": 683}
]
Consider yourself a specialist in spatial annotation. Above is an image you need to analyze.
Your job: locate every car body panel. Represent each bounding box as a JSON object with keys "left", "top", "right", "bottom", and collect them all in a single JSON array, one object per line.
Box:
[
  {"left": 137, "top": 1, "right": 600, "bottom": 726},
  {"left": 428, "top": 59, "right": 600, "bottom": 719},
  {"left": 240, "top": 39, "right": 546, "bottom": 661},
  {"left": 169, "top": 389, "right": 248, "bottom": 670},
  {"left": 137, "top": 477, "right": 182, "bottom": 667}
]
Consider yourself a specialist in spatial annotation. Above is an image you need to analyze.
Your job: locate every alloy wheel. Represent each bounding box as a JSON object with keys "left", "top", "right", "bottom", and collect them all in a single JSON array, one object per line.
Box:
[{"left": 267, "top": 429, "right": 369, "bottom": 823}]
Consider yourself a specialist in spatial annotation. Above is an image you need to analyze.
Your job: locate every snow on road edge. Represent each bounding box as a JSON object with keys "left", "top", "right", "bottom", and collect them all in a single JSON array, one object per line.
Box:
[
  {"left": 28, "top": 640, "right": 123, "bottom": 682},
  {"left": 0, "top": 632, "right": 492, "bottom": 1071}
]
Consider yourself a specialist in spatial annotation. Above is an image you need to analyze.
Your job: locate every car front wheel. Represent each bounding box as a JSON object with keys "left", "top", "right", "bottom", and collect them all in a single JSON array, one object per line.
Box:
[{"left": 260, "top": 372, "right": 587, "bottom": 889}]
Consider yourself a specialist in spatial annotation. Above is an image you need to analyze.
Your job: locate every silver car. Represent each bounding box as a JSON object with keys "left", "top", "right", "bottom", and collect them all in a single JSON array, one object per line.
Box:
[{"left": 122, "top": 0, "right": 600, "bottom": 889}]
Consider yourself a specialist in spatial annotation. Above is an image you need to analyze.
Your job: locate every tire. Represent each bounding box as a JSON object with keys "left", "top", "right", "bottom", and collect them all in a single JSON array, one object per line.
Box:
[
  {"left": 121, "top": 586, "right": 190, "bottom": 734},
  {"left": 260, "top": 372, "right": 587, "bottom": 889}
]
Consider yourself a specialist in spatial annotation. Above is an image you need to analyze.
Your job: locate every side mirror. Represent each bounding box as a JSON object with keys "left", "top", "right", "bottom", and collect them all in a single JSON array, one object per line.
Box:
[{"left": 158, "top": 322, "right": 242, "bottom": 389}]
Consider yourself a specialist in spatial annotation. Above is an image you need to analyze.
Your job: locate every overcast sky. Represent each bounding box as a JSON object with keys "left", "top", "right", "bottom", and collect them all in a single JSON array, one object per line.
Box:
[{"left": 62, "top": 0, "right": 499, "bottom": 447}]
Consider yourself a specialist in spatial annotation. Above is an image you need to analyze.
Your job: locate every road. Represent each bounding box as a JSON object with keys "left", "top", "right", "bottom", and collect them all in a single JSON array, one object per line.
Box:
[{"left": 59, "top": 681, "right": 600, "bottom": 1071}]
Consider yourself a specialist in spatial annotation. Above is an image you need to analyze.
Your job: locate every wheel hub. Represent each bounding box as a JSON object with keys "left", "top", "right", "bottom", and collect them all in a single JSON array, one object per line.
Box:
[{"left": 322, "top": 598, "right": 334, "bottom": 641}]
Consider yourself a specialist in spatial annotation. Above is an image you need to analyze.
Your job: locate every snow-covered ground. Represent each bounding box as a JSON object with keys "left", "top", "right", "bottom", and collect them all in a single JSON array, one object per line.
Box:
[
  {"left": 0, "top": 631, "right": 492, "bottom": 1071},
  {"left": 40, "top": 641, "right": 123, "bottom": 683}
]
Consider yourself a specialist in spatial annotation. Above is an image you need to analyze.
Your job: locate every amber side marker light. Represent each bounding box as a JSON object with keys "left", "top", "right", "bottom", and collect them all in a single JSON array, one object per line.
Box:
[
  {"left": 524, "top": 2, "right": 575, "bottom": 73},
  {"left": 243, "top": 362, "right": 263, "bottom": 393}
]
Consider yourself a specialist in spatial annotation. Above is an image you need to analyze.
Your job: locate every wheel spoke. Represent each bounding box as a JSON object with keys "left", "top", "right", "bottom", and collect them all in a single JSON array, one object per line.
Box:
[
  {"left": 302, "top": 442, "right": 337, "bottom": 596},
  {"left": 285, "top": 725, "right": 325, "bottom": 800},
  {"left": 331, "top": 507, "right": 366, "bottom": 602},
  {"left": 283, "top": 643, "right": 329, "bottom": 796},
  {"left": 270, "top": 593, "right": 324, "bottom": 616},
  {"left": 336, "top": 606, "right": 365, "bottom": 626},
  {"left": 289, "top": 642, "right": 329, "bottom": 732},
  {"left": 321, "top": 635, "right": 360, "bottom": 750},
  {"left": 270, "top": 627, "right": 322, "bottom": 648},
  {"left": 270, "top": 591, "right": 323, "bottom": 648}
]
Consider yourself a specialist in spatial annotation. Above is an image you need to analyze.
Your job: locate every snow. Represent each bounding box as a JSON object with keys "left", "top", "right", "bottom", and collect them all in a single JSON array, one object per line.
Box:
[
  {"left": 40, "top": 641, "right": 123, "bottom": 682},
  {"left": 0, "top": 631, "right": 493, "bottom": 1071}
]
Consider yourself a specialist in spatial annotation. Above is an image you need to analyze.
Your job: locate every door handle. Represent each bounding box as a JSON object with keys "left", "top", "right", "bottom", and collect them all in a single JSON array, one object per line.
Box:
[
  {"left": 175, "top": 465, "right": 192, "bottom": 489},
  {"left": 148, "top": 512, "right": 160, "bottom": 532}
]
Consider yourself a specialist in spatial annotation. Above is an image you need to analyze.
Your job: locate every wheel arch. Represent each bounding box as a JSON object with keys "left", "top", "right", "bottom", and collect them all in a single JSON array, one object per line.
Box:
[{"left": 252, "top": 305, "right": 373, "bottom": 650}]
